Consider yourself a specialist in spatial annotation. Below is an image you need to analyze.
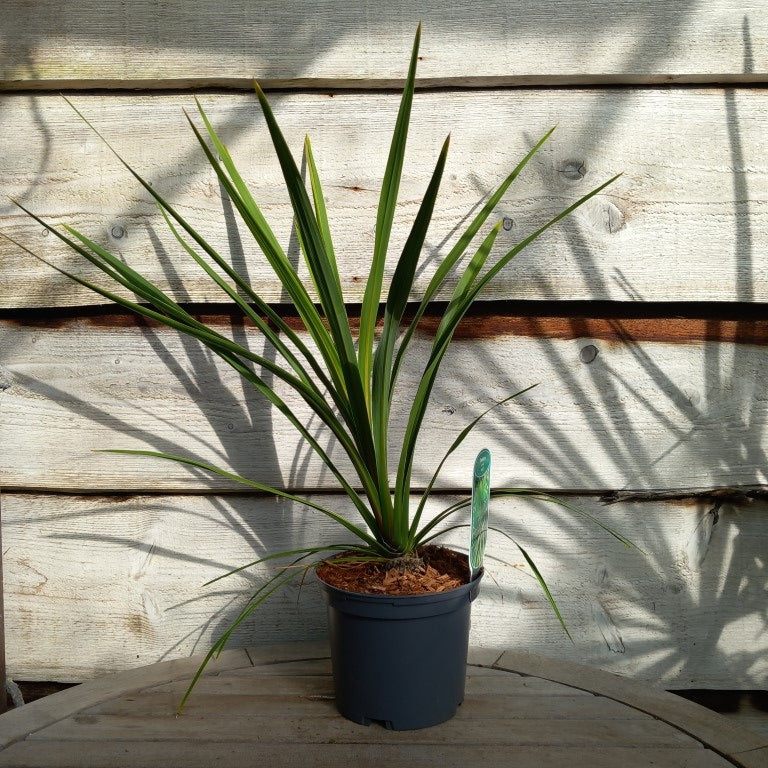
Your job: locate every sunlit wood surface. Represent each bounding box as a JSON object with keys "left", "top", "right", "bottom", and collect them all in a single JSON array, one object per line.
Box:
[
  {"left": 0, "top": 644, "right": 764, "bottom": 767},
  {"left": 2, "top": 0, "right": 766, "bottom": 731}
]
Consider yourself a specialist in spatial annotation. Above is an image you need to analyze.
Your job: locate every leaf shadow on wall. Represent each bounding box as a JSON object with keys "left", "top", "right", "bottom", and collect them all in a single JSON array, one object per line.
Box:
[{"left": 423, "top": 14, "right": 766, "bottom": 686}]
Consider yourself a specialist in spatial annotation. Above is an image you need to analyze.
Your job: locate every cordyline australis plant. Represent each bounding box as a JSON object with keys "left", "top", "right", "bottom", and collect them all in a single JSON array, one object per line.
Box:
[{"left": 9, "top": 25, "right": 631, "bottom": 710}]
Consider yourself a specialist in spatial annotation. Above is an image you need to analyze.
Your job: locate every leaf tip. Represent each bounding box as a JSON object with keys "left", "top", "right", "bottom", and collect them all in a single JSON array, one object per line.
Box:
[{"left": 411, "top": 21, "right": 422, "bottom": 59}]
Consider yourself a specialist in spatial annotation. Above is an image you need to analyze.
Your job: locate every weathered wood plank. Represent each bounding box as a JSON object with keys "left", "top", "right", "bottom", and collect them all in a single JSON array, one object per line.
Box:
[
  {"left": 0, "top": 649, "right": 250, "bottom": 750},
  {"left": 2, "top": 88, "right": 766, "bottom": 307},
  {"left": 0, "top": 742, "right": 735, "bottom": 768},
  {"left": 30, "top": 712, "right": 693, "bottom": 747},
  {"left": 3, "top": 317, "right": 767, "bottom": 491},
  {"left": 735, "top": 746, "right": 768, "bottom": 768},
  {"left": 0, "top": 496, "right": 6, "bottom": 715},
  {"left": 211, "top": 656, "right": 531, "bottom": 679},
  {"left": 147, "top": 672, "right": 591, "bottom": 697},
  {"left": 107, "top": 692, "right": 637, "bottom": 729},
  {"left": 728, "top": 710, "right": 768, "bottom": 743},
  {"left": 220, "top": 659, "right": 333, "bottom": 677},
  {"left": 90, "top": 690, "right": 627, "bottom": 720},
  {"left": 678, "top": 697, "right": 768, "bottom": 742},
  {"left": 1, "top": 1, "right": 765, "bottom": 89},
  {"left": 0, "top": 643, "right": 758, "bottom": 768},
  {"left": 2, "top": 493, "right": 766, "bottom": 688},
  {"left": 494, "top": 650, "right": 768, "bottom": 757}
]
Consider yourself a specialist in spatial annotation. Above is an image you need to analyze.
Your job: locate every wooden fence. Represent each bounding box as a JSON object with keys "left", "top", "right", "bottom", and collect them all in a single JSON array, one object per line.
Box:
[{"left": 1, "top": 0, "right": 766, "bottom": 717}]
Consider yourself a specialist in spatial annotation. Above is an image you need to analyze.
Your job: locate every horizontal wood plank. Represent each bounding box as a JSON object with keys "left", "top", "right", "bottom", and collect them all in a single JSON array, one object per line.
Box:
[
  {"left": 29, "top": 713, "right": 692, "bottom": 747},
  {"left": 1, "top": 1, "right": 765, "bottom": 88},
  {"left": 3, "top": 317, "right": 767, "bottom": 492},
  {"left": 88, "top": 690, "right": 637, "bottom": 720},
  {"left": 0, "top": 649, "right": 250, "bottom": 749},
  {"left": 0, "top": 742, "right": 736, "bottom": 768},
  {"left": 0, "top": 644, "right": 759, "bottom": 768},
  {"left": 2, "top": 493, "right": 766, "bottom": 688},
  {"left": 146, "top": 672, "right": 592, "bottom": 698},
  {"left": 2, "top": 88, "right": 766, "bottom": 307},
  {"left": 494, "top": 651, "right": 768, "bottom": 757}
]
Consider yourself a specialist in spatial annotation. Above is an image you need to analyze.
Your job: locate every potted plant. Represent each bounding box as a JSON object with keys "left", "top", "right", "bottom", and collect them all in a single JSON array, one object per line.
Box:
[{"left": 9, "top": 25, "right": 630, "bottom": 729}]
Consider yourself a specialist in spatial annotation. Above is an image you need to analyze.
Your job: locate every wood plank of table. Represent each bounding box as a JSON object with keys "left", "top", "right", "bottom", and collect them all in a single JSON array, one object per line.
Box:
[
  {"left": 0, "top": 741, "right": 739, "bottom": 768},
  {"left": 25, "top": 712, "right": 699, "bottom": 747},
  {"left": 495, "top": 650, "right": 768, "bottom": 763},
  {"left": 0, "top": 649, "right": 250, "bottom": 749},
  {"left": 147, "top": 671, "right": 593, "bottom": 696},
  {"left": 0, "top": 644, "right": 762, "bottom": 767}
]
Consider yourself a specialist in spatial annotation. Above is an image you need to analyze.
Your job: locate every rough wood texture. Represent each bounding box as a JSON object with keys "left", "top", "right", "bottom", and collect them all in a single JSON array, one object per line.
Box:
[
  {"left": 733, "top": 709, "right": 768, "bottom": 744},
  {"left": 2, "top": 493, "right": 766, "bottom": 689},
  {"left": 0, "top": 496, "right": 6, "bottom": 714},
  {"left": 2, "top": 88, "right": 766, "bottom": 307},
  {"left": 0, "top": 742, "right": 743, "bottom": 768},
  {"left": 0, "top": 644, "right": 763, "bottom": 767},
  {"left": 0, "top": 648, "right": 252, "bottom": 751},
  {"left": 3, "top": 316, "right": 767, "bottom": 492},
  {"left": 2, "top": 0, "right": 766, "bottom": 723},
  {"left": 1, "top": 1, "right": 765, "bottom": 89},
  {"left": 494, "top": 650, "right": 768, "bottom": 762}
]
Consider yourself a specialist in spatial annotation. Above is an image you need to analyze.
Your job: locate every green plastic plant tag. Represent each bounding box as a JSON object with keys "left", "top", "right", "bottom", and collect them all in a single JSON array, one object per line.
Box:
[{"left": 470, "top": 448, "right": 491, "bottom": 578}]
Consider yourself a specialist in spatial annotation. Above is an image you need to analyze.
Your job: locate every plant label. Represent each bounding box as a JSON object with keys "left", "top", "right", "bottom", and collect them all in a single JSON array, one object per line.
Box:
[{"left": 470, "top": 448, "right": 490, "bottom": 578}]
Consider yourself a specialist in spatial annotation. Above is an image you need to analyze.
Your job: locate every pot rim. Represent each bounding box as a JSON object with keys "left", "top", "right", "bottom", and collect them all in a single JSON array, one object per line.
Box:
[{"left": 316, "top": 565, "right": 483, "bottom": 604}]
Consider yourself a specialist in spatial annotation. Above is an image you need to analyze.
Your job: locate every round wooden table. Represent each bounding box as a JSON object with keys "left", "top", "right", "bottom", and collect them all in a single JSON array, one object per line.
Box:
[{"left": 0, "top": 643, "right": 764, "bottom": 767}]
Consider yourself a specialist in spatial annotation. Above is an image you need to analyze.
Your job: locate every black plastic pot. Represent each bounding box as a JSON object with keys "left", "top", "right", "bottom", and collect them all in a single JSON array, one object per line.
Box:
[{"left": 318, "top": 567, "right": 483, "bottom": 730}]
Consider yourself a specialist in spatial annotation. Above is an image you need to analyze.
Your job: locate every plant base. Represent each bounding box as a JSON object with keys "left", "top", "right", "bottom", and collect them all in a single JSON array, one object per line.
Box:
[{"left": 318, "top": 565, "right": 483, "bottom": 730}]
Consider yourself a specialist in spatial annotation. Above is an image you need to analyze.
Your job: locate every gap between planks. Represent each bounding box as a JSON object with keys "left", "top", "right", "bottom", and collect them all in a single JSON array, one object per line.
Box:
[{"left": 3, "top": 73, "right": 768, "bottom": 92}]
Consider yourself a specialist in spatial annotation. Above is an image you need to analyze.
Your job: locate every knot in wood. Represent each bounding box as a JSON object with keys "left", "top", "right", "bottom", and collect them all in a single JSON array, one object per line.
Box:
[{"left": 561, "top": 159, "right": 587, "bottom": 181}]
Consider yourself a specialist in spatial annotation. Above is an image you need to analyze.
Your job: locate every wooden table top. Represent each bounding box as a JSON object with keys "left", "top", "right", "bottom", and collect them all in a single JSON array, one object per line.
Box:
[{"left": 0, "top": 643, "right": 765, "bottom": 767}]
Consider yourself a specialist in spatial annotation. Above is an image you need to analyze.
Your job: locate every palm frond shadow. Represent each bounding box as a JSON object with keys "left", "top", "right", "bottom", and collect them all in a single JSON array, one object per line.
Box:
[
  {"left": 427, "top": 15, "right": 765, "bottom": 676},
  {"left": 2, "top": 3, "right": 707, "bottom": 315}
]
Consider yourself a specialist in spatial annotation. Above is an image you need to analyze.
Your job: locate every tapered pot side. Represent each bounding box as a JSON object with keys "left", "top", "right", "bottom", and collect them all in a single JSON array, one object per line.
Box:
[{"left": 317, "top": 564, "right": 483, "bottom": 730}]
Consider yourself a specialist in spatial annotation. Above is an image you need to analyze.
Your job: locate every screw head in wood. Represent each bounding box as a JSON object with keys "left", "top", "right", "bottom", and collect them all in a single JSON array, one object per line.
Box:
[{"left": 579, "top": 344, "right": 599, "bottom": 364}]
